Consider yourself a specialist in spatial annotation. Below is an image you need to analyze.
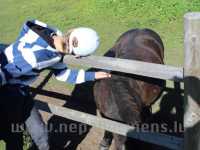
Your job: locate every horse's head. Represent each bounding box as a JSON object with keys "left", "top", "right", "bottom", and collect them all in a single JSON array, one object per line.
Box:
[
  {"left": 106, "top": 28, "right": 165, "bottom": 106},
  {"left": 111, "top": 28, "right": 164, "bottom": 64}
]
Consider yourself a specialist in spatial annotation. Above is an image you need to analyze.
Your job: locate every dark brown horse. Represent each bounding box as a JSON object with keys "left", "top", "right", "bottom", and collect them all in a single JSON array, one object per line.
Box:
[{"left": 93, "top": 29, "right": 165, "bottom": 150}]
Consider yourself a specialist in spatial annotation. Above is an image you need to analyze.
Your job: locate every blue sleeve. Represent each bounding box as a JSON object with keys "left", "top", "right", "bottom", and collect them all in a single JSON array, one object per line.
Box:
[
  {"left": 85, "top": 71, "right": 95, "bottom": 81},
  {"left": 50, "top": 62, "right": 95, "bottom": 84}
]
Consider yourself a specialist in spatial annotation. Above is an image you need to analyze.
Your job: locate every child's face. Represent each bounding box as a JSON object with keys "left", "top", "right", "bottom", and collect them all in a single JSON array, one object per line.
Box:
[{"left": 63, "top": 29, "right": 75, "bottom": 54}]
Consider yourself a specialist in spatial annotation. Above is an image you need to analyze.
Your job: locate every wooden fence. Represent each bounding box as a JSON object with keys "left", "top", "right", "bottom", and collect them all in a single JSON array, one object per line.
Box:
[
  {"left": 1, "top": 12, "right": 200, "bottom": 150},
  {"left": 34, "top": 56, "right": 184, "bottom": 149},
  {"left": 64, "top": 55, "right": 183, "bottom": 82},
  {"left": 33, "top": 32, "right": 185, "bottom": 149}
]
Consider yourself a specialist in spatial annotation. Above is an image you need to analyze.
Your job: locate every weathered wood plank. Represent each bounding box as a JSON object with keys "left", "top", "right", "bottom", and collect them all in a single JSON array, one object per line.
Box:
[
  {"left": 48, "top": 103, "right": 183, "bottom": 150},
  {"left": 0, "top": 44, "right": 183, "bottom": 82},
  {"left": 184, "top": 12, "right": 200, "bottom": 150},
  {"left": 35, "top": 101, "right": 183, "bottom": 150},
  {"left": 64, "top": 55, "right": 183, "bottom": 82}
]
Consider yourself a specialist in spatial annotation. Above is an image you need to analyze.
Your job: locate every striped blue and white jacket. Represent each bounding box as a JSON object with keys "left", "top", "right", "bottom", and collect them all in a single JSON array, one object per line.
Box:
[{"left": 0, "top": 20, "right": 95, "bottom": 86}]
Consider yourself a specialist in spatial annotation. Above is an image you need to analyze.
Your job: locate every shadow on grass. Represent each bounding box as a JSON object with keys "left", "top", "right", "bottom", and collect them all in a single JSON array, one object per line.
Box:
[
  {"left": 47, "top": 81, "right": 97, "bottom": 150},
  {"left": 119, "top": 82, "right": 184, "bottom": 150},
  {"left": 30, "top": 70, "right": 97, "bottom": 150},
  {"left": 184, "top": 76, "right": 200, "bottom": 150}
]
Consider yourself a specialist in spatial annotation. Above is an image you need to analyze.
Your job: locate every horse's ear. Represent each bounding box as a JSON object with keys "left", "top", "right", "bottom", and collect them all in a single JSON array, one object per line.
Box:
[{"left": 104, "top": 48, "right": 116, "bottom": 57}]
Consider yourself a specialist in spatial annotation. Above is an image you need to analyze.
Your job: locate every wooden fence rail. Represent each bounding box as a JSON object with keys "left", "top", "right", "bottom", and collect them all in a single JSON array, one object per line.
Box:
[
  {"left": 35, "top": 100, "right": 183, "bottom": 150},
  {"left": 64, "top": 55, "right": 183, "bottom": 82},
  {"left": 0, "top": 44, "right": 183, "bottom": 82}
]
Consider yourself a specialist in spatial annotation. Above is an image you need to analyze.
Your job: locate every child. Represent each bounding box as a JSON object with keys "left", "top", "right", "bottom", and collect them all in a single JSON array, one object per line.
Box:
[{"left": 0, "top": 20, "right": 111, "bottom": 150}]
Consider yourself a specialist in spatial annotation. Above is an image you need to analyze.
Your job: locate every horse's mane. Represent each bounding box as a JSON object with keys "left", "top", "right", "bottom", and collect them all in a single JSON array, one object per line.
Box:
[
  {"left": 116, "top": 28, "right": 164, "bottom": 51},
  {"left": 113, "top": 28, "right": 164, "bottom": 64}
]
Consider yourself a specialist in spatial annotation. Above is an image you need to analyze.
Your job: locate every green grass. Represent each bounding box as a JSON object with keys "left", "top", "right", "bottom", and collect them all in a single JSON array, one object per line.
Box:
[
  {"left": 1, "top": 0, "right": 199, "bottom": 66},
  {"left": 0, "top": 141, "right": 5, "bottom": 150},
  {"left": 0, "top": 0, "right": 199, "bottom": 149}
]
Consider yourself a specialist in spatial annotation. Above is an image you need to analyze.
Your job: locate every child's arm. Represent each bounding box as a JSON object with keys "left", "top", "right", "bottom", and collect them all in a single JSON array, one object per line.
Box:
[{"left": 51, "top": 62, "right": 111, "bottom": 84}]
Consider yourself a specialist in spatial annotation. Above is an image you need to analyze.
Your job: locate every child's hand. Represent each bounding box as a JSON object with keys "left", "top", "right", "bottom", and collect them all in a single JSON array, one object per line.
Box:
[{"left": 95, "top": 71, "right": 111, "bottom": 80}]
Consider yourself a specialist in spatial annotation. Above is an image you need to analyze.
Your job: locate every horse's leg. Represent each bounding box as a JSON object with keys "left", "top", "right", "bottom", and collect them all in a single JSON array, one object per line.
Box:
[
  {"left": 99, "top": 131, "right": 113, "bottom": 150},
  {"left": 113, "top": 134, "right": 126, "bottom": 150}
]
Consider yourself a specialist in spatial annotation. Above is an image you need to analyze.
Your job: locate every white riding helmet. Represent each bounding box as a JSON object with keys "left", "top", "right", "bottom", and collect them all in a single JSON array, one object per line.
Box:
[{"left": 69, "top": 27, "right": 100, "bottom": 56}]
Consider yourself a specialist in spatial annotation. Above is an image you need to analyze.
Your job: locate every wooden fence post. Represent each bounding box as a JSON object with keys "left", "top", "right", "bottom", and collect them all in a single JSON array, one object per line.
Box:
[{"left": 184, "top": 12, "right": 200, "bottom": 150}]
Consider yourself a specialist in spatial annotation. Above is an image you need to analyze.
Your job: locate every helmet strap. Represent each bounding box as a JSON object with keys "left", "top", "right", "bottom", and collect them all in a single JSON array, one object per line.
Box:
[{"left": 68, "top": 33, "right": 74, "bottom": 54}]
